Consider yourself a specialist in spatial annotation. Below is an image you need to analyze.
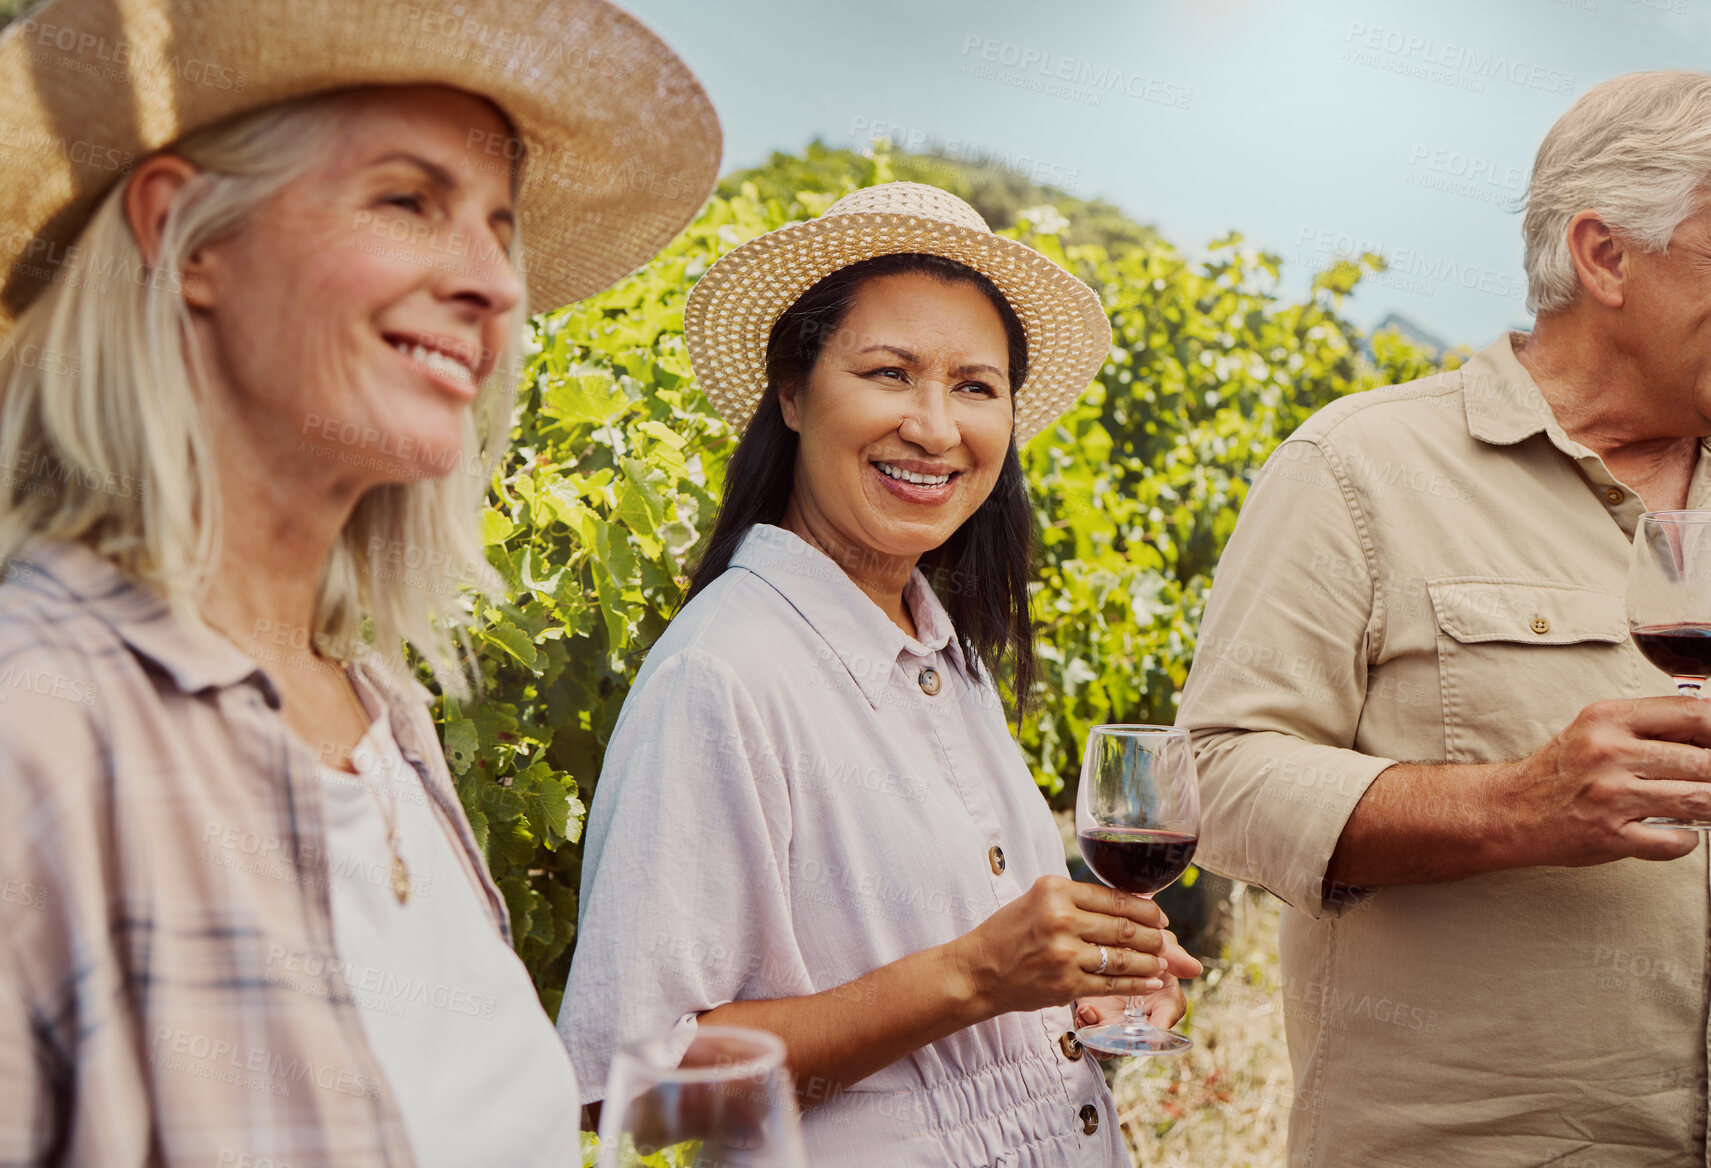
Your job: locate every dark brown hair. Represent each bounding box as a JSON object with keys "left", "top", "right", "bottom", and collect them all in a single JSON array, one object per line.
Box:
[{"left": 685, "top": 252, "right": 1037, "bottom": 710}]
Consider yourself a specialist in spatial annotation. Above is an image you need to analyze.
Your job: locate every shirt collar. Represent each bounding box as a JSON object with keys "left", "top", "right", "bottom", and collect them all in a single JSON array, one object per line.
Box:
[
  {"left": 15, "top": 536, "right": 435, "bottom": 711},
  {"left": 1462, "top": 330, "right": 1590, "bottom": 459},
  {"left": 730, "top": 524, "right": 966, "bottom": 709},
  {"left": 18, "top": 536, "right": 276, "bottom": 699}
]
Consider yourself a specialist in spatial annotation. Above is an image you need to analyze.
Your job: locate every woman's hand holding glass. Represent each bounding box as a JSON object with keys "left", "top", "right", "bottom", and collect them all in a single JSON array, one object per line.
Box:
[
  {"left": 950, "top": 874, "right": 1202, "bottom": 1018},
  {"left": 1073, "top": 724, "right": 1202, "bottom": 1055},
  {"left": 1075, "top": 985, "right": 1189, "bottom": 1043}
]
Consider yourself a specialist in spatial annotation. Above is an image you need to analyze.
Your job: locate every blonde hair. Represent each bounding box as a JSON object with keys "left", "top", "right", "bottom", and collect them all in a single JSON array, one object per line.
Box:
[
  {"left": 0, "top": 88, "right": 526, "bottom": 700},
  {"left": 1524, "top": 70, "right": 1711, "bottom": 315}
]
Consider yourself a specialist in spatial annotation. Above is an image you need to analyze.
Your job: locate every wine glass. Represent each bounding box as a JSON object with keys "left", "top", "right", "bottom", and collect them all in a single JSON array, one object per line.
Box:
[
  {"left": 1628, "top": 510, "right": 1711, "bottom": 830},
  {"left": 1075, "top": 723, "right": 1201, "bottom": 1057},
  {"left": 596, "top": 1026, "right": 808, "bottom": 1168}
]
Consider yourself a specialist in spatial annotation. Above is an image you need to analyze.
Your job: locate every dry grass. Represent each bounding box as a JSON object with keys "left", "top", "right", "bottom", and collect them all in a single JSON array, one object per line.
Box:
[{"left": 1111, "top": 886, "right": 1291, "bottom": 1167}]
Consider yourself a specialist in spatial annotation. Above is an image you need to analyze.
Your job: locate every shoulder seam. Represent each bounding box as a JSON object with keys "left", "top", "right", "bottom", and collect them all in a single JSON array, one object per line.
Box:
[
  {"left": 646, "top": 570, "right": 754, "bottom": 671},
  {"left": 1297, "top": 374, "right": 1464, "bottom": 441},
  {"left": 1292, "top": 434, "right": 1387, "bottom": 663}
]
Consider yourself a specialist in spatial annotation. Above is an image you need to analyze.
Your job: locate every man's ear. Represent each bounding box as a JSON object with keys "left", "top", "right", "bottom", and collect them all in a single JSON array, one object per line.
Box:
[
  {"left": 1564, "top": 209, "right": 1628, "bottom": 310},
  {"left": 777, "top": 375, "right": 804, "bottom": 433},
  {"left": 123, "top": 153, "right": 216, "bottom": 309}
]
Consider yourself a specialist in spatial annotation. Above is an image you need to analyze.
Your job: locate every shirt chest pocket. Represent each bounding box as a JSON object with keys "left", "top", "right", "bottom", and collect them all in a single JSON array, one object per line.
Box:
[{"left": 1426, "top": 578, "right": 1636, "bottom": 763}]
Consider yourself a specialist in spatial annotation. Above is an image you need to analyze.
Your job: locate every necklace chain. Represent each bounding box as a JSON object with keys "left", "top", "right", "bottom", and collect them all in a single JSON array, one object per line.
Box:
[{"left": 207, "top": 619, "right": 412, "bottom": 904}]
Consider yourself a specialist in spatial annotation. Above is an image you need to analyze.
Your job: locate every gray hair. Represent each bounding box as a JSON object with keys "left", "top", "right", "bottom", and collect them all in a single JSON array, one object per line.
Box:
[{"left": 1524, "top": 70, "right": 1711, "bottom": 315}]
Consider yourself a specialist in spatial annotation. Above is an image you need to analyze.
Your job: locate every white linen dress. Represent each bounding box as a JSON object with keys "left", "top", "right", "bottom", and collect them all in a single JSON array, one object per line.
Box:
[{"left": 559, "top": 523, "right": 1127, "bottom": 1168}]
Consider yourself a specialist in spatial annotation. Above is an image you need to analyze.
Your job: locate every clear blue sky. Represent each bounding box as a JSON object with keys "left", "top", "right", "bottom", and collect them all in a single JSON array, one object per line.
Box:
[{"left": 625, "top": 0, "right": 1711, "bottom": 350}]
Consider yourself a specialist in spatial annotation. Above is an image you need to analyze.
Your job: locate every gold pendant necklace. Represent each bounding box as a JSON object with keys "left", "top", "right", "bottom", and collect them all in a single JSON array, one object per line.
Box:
[
  {"left": 338, "top": 670, "right": 411, "bottom": 906},
  {"left": 387, "top": 830, "right": 412, "bottom": 905},
  {"left": 207, "top": 620, "right": 410, "bottom": 904}
]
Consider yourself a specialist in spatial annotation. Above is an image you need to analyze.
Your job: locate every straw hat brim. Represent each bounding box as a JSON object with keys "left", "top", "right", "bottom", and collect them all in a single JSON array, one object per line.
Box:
[
  {"left": 683, "top": 211, "right": 1112, "bottom": 443},
  {"left": 0, "top": 0, "right": 722, "bottom": 336}
]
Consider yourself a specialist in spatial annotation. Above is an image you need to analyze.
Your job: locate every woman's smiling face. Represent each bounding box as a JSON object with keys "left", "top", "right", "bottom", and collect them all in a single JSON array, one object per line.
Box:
[
  {"left": 779, "top": 270, "right": 1016, "bottom": 574},
  {"left": 183, "top": 85, "right": 523, "bottom": 487}
]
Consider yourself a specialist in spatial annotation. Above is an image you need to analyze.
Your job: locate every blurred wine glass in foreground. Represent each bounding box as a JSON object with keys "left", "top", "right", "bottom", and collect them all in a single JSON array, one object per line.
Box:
[
  {"left": 597, "top": 1025, "right": 806, "bottom": 1168},
  {"left": 1075, "top": 723, "right": 1201, "bottom": 1057}
]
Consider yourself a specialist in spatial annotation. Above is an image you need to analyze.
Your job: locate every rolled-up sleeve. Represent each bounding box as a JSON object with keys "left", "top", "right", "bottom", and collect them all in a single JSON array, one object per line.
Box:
[
  {"left": 1177, "top": 437, "right": 1398, "bottom": 919},
  {"left": 557, "top": 647, "right": 809, "bottom": 1104}
]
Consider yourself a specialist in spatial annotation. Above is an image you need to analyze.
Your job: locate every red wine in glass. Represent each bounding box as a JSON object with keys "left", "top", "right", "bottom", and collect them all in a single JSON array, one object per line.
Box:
[
  {"left": 1075, "top": 724, "right": 1201, "bottom": 1058},
  {"left": 1077, "top": 829, "right": 1198, "bottom": 896},
  {"left": 1631, "top": 623, "right": 1711, "bottom": 687},
  {"left": 1628, "top": 512, "right": 1711, "bottom": 830}
]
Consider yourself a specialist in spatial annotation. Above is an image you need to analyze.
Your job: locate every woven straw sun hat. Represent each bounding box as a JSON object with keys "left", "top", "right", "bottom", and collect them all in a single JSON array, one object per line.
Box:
[
  {"left": 684, "top": 182, "right": 1112, "bottom": 443},
  {"left": 0, "top": 0, "right": 721, "bottom": 338}
]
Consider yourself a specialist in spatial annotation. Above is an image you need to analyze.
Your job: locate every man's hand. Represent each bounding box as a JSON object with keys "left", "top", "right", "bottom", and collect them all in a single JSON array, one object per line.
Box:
[
  {"left": 1329, "top": 696, "right": 1711, "bottom": 888},
  {"left": 1502, "top": 695, "right": 1711, "bottom": 867}
]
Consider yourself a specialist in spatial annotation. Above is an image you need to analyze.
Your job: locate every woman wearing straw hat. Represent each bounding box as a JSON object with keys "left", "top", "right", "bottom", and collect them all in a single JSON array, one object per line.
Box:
[
  {"left": 562, "top": 183, "right": 1202, "bottom": 1166},
  {"left": 0, "top": 0, "right": 718, "bottom": 1164}
]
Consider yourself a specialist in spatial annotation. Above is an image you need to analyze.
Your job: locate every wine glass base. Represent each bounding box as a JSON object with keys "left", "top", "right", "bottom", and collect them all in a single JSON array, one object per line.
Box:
[
  {"left": 1641, "top": 816, "right": 1711, "bottom": 832},
  {"left": 1075, "top": 1022, "right": 1192, "bottom": 1057}
]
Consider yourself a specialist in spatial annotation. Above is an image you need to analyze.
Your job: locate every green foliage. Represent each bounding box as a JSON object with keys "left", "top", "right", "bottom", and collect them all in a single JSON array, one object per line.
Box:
[
  {"left": 579, "top": 1133, "right": 698, "bottom": 1166},
  {"left": 428, "top": 192, "right": 761, "bottom": 1018},
  {"left": 1015, "top": 232, "right": 1465, "bottom": 803},
  {"left": 432, "top": 141, "right": 1455, "bottom": 1007},
  {"left": 723, "top": 138, "right": 1160, "bottom": 256}
]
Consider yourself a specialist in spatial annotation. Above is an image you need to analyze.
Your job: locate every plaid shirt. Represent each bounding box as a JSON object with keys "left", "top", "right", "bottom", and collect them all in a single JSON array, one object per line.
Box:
[{"left": 0, "top": 537, "right": 510, "bottom": 1168}]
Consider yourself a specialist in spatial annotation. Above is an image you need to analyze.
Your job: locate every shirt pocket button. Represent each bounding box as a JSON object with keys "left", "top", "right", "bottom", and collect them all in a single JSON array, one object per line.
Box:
[{"left": 988, "top": 845, "right": 1006, "bottom": 875}]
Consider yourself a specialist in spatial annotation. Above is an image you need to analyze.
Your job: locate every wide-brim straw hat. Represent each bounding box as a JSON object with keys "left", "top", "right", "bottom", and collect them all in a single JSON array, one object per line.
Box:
[
  {"left": 0, "top": 0, "right": 721, "bottom": 339},
  {"left": 684, "top": 182, "right": 1112, "bottom": 443}
]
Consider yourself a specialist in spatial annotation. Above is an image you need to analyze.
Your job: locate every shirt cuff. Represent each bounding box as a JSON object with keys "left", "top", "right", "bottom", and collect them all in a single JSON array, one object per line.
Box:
[
  {"left": 573, "top": 1009, "right": 708, "bottom": 1107},
  {"left": 661, "top": 1009, "right": 704, "bottom": 1066},
  {"left": 1192, "top": 730, "right": 1399, "bottom": 920}
]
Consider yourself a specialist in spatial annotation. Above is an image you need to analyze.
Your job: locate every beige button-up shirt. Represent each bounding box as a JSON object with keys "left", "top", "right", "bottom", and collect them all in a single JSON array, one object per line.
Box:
[{"left": 1179, "top": 334, "right": 1711, "bottom": 1167}]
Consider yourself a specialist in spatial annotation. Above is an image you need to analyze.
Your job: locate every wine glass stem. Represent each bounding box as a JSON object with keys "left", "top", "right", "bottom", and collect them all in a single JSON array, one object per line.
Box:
[{"left": 1122, "top": 892, "right": 1158, "bottom": 1030}]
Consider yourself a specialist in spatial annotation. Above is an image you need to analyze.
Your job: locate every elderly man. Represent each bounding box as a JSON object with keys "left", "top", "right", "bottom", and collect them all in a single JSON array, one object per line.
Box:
[{"left": 1179, "top": 70, "right": 1711, "bottom": 1166}]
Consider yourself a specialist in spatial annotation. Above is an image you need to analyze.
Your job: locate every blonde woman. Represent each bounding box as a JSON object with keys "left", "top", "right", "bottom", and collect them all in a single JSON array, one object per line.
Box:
[{"left": 0, "top": 1, "right": 718, "bottom": 1164}]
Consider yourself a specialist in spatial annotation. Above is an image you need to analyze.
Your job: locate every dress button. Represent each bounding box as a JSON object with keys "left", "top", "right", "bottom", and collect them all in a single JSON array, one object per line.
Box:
[
  {"left": 988, "top": 845, "right": 1006, "bottom": 875},
  {"left": 1059, "top": 1031, "right": 1084, "bottom": 1061},
  {"left": 1529, "top": 615, "right": 1551, "bottom": 635},
  {"left": 1605, "top": 487, "right": 1624, "bottom": 505},
  {"left": 1079, "top": 1103, "right": 1099, "bottom": 1135},
  {"left": 917, "top": 667, "right": 941, "bottom": 696}
]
